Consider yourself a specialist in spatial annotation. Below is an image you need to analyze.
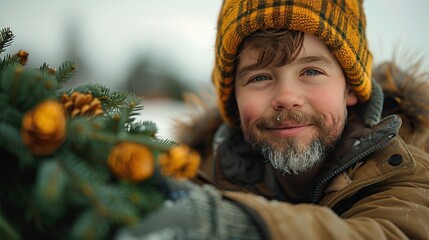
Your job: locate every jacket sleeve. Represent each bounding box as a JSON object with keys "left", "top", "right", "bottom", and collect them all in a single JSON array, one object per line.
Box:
[
  {"left": 224, "top": 192, "right": 409, "bottom": 239},
  {"left": 223, "top": 147, "right": 429, "bottom": 240}
]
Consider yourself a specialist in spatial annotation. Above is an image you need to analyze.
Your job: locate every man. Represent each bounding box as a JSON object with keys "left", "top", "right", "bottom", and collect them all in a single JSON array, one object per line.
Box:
[{"left": 117, "top": 0, "right": 429, "bottom": 239}]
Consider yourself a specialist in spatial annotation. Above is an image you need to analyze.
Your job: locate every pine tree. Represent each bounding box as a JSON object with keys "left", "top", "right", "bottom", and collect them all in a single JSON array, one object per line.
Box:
[{"left": 0, "top": 27, "right": 200, "bottom": 240}]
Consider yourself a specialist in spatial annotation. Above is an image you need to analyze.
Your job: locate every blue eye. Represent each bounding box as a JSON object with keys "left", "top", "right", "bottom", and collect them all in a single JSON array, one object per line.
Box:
[
  {"left": 303, "top": 69, "right": 322, "bottom": 76},
  {"left": 251, "top": 75, "right": 271, "bottom": 82}
]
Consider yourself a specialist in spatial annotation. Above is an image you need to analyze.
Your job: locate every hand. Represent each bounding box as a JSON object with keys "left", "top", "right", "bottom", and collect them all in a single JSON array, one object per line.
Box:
[{"left": 115, "top": 182, "right": 263, "bottom": 240}]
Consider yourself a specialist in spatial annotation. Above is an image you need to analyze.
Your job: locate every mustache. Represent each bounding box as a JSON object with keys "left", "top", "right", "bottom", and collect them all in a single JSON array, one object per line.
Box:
[{"left": 255, "top": 110, "right": 326, "bottom": 129}]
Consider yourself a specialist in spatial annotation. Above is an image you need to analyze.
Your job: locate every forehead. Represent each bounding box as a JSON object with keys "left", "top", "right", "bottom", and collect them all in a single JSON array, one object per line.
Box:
[{"left": 298, "top": 34, "right": 336, "bottom": 61}]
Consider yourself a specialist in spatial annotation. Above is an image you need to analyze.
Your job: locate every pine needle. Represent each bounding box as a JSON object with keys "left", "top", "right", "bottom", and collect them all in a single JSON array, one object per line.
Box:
[
  {"left": 55, "top": 61, "right": 77, "bottom": 84},
  {"left": 0, "top": 122, "right": 33, "bottom": 166},
  {"left": 0, "top": 28, "right": 14, "bottom": 54},
  {"left": 0, "top": 54, "right": 19, "bottom": 73}
]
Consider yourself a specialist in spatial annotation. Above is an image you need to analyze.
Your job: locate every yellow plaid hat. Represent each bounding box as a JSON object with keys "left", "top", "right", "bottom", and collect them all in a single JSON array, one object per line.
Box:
[{"left": 213, "top": 0, "right": 373, "bottom": 126}]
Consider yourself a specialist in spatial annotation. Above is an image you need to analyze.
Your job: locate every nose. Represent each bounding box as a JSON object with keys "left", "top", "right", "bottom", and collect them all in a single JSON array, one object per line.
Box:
[{"left": 271, "top": 81, "right": 304, "bottom": 111}]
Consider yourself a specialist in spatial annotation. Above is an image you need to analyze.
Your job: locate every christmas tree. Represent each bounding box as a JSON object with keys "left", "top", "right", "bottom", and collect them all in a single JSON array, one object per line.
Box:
[{"left": 0, "top": 27, "right": 200, "bottom": 240}]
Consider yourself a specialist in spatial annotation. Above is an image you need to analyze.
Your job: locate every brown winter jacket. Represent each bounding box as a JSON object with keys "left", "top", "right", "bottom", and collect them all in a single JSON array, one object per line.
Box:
[{"left": 175, "top": 62, "right": 429, "bottom": 239}]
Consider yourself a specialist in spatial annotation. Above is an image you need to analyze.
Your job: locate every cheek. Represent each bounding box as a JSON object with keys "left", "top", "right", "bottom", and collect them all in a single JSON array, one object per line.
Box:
[
  {"left": 237, "top": 100, "right": 257, "bottom": 130},
  {"left": 307, "top": 89, "right": 348, "bottom": 124},
  {"left": 236, "top": 93, "right": 266, "bottom": 131}
]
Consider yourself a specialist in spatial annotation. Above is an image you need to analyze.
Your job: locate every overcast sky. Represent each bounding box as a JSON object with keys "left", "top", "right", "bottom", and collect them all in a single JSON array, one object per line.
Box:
[{"left": 2, "top": 0, "right": 429, "bottom": 138}]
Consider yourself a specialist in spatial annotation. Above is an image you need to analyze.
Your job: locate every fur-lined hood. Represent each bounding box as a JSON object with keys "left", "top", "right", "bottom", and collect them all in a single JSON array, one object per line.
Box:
[
  {"left": 175, "top": 61, "right": 429, "bottom": 156},
  {"left": 374, "top": 62, "right": 429, "bottom": 152}
]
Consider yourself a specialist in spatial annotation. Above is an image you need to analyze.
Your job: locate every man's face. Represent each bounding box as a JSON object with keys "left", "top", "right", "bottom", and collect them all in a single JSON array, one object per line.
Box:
[{"left": 234, "top": 34, "right": 358, "bottom": 174}]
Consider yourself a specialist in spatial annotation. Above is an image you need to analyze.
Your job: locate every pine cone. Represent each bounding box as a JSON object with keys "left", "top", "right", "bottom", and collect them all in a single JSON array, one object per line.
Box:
[
  {"left": 61, "top": 92, "right": 103, "bottom": 117},
  {"left": 21, "top": 100, "right": 66, "bottom": 156}
]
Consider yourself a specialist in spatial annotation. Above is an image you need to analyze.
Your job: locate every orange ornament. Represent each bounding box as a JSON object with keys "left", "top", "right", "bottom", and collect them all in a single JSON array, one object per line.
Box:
[
  {"left": 21, "top": 100, "right": 67, "bottom": 156},
  {"left": 108, "top": 142, "right": 154, "bottom": 182},
  {"left": 15, "top": 50, "right": 29, "bottom": 65},
  {"left": 158, "top": 145, "right": 200, "bottom": 179}
]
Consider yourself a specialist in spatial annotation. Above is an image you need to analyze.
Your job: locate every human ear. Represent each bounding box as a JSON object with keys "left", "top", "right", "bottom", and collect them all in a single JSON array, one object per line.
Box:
[{"left": 346, "top": 87, "right": 358, "bottom": 106}]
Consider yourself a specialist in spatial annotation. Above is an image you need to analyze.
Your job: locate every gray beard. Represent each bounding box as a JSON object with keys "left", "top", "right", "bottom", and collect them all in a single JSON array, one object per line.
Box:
[
  {"left": 259, "top": 139, "right": 328, "bottom": 174},
  {"left": 242, "top": 108, "right": 347, "bottom": 175}
]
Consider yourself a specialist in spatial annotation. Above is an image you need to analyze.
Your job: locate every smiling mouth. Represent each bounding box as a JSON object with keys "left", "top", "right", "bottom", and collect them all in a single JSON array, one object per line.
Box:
[{"left": 266, "top": 123, "right": 313, "bottom": 137}]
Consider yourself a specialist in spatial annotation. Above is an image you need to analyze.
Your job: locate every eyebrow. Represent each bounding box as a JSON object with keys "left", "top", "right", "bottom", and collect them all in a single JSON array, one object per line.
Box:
[
  {"left": 236, "top": 55, "right": 335, "bottom": 80},
  {"left": 236, "top": 63, "right": 263, "bottom": 80},
  {"left": 294, "top": 55, "right": 335, "bottom": 66}
]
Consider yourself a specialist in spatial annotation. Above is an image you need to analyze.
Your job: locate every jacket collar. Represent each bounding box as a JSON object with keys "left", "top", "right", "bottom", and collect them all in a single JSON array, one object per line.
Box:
[{"left": 311, "top": 114, "right": 402, "bottom": 202}]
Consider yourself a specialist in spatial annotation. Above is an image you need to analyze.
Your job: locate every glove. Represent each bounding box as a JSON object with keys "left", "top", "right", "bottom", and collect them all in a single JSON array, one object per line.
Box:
[{"left": 115, "top": 181, "right": 263, "bottom": 240}]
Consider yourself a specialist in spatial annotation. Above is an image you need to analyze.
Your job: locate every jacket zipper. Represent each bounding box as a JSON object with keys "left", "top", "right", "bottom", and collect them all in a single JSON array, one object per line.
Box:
[{"left": 311, "top": 133, "right": 396, "bottom": 203}]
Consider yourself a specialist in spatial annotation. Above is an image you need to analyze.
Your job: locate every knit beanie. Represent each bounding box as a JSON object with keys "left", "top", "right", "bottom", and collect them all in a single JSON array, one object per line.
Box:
[{"left": 213, "top": 0, "right": 373, "bottom": 126}]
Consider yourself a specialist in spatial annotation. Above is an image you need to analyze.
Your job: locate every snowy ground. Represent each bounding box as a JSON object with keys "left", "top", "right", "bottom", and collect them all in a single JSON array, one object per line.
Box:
[{"left": 134, "top": 99, "right": 189, "bottom": 141}]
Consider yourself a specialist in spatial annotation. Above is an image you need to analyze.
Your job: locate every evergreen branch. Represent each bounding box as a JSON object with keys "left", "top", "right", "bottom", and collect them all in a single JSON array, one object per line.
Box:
[
  {"left": 12, "top": 180, "right": 46, "bottom": 235},
  {"left": 61, "top": 152, "right": 117, "bottom": 237},
  {"left": 1, "top": 64, "right": 58, "bottom": 111},
  {"left": 63, "top": 154, "right": 139, "bottom": 239},
  {"left": 0, "top": 95, "right": 23, "bottom": 128},
  {"left": 127, "top": 120, "right": 158, "bottom": 136},
  {"left": 0, "top": 28, "right": 177, "bottom": 238},
  {"left": 84, "top": 127, "right": 175, "bottom": 151},
  {"left": 0, "top": 122, "right": 33, "bottom": 167},
  {"left": 71, "top": 83, "right": 129, "bottom": 111},
  {"left": 0, "top": 211, "right": 21, "bottom": 240},
  {"left": 98, "top": 92, "right": 144, "bottom": 134},
  {"left": 151, "top": 137, "right": 178, "bottom": 149},
  {"left": 75, "top": 83, "right": 111, "bottom": 98},
  {"left": 66, "top": 117, "right": 109, "bottom": 152},
  {"left": 34, "top": 159, "right": 68, "bottom": 221},
  {"left": 124, "top": 94, "right": 144, "bottom": 125},
  {"left": 39, "top": 62, "right": 50, "bottom": 72},
  {"left": 55, "top": 61, "right": 77, "bottom": 84},
  {"left": 104, "top": 91, "right": 129, "bottom": 110},
  {"left": 70, "top": 210, "right": 109, "bottom": 240},
  {"left": 116, "top": 134, "right": 177, "bottom": 151},
  {"left": 38, "top": 63, "right": 57, "bottom": 76},
  {"left": 0, "top": 54, "right": 19, "bottom": 73},
  {"left": 0, "top": 28, "right": 14, "bottom": 54},
  {"left": 120, "top": 183, "right": 164, "bottom": 214},
  {"left": 93, "top": 185, "right": 139, "bottom": 224},
  {"left": 61, "top": 150, "right": 109, "bottom": 185}
]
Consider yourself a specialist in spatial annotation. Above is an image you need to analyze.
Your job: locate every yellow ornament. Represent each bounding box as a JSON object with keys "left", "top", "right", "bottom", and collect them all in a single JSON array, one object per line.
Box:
[
  {"left": 108, "top": 142, "right": 154, "bottom": 182},
  {"left": 158, "top": 145, "right": 200, "bottom": 179},
  {"left": 21, "top": 100, "right": 66, "bottom": 156}
]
